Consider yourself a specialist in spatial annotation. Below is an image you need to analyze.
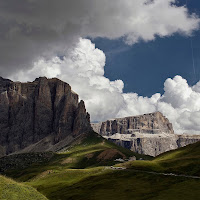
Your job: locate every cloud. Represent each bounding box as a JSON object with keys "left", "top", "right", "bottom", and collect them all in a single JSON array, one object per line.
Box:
[
  {"left": 9, "top": 38, "right": 200, "bottom": 134},
  {"left": 9, "top": 38, "right": 125, "bottom": 121},
  {"left": 1, "top": 0, "right": 199, "bottom": 77}
]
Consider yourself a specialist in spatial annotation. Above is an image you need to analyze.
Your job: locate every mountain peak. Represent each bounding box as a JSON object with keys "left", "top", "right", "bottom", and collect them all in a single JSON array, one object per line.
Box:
[{"left": 0, "top": 77, "right": 91, "bottom": 157}]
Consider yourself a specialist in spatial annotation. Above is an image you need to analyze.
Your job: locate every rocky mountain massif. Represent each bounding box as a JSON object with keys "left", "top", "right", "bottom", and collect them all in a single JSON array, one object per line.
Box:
[
  {"left": 1, "top": 76, "right": 199, "bottom": 158},
  {"left": 0, "top": 77, "right": 91, "bottom": 157},
  {"left": 91, "top": 112, "right": 200, "bottom": 156}
]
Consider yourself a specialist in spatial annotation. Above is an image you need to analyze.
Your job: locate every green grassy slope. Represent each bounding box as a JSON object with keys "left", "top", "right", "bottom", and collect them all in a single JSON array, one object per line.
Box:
[
  {"left": 27, "top": 168, "right": 200, "bottom": 200},
  {"left": 0, "top": 175, "right": 48, "bottom": 200},
  {"left": 44, "top": 170, "right": 200, "bottom": 200},
  {"left": 1, "top": 132, "right": 200, "bottom": 200},
  {"left": 3, "top": 132, "right": 150, "bottom": 182},
  {"left": 121, "top": 141, "right": 200, "bottom": 176}
]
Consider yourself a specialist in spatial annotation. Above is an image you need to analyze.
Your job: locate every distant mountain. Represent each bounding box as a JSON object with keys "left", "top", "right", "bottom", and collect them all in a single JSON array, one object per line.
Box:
[
  {"left": 92, "top": 112, "right": 200, "bottom": 156},
  {"left": 0, "top": 77, "right": 91, "bottom": 157},
  {"left": 92, "top": 111, "right": 174, "bottom": 135}
]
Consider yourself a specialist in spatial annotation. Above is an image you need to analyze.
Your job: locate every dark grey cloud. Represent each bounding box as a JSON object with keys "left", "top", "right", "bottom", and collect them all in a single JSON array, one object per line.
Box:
[{"left": 0, "top": 0, "right": 199, "bottom": 77}]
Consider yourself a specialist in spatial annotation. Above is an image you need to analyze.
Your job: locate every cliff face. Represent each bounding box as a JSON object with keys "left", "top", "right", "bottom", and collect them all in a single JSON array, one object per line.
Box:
[
  {"left": 0, "top": 77, "right": 91, "bottom": 157},
  {"left": 92, "top": 112, "right": 200, "bottom": 157},
  {"left": 95, "top": 112, "right": 174, "bottom": 136},
  {"left": 106, "top": 133, "right": 200, "bottom": 157}
]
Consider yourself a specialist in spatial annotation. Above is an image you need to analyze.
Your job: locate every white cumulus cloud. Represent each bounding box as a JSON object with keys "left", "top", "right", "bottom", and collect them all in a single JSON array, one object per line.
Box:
[{"left": 9, "top": 38, "right": 200, "bottom": 134}]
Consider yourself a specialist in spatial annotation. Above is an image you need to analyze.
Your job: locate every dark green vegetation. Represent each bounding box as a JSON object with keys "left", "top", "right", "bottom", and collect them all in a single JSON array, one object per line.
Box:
[
  {"left": 121, "top": 141, "right": 200, "bottom": 176},
  {"left": 43, "top": 170, "right": 200, "bottom": 200},
  {"left": 2, "top": 132, "right": 147, "bottom": 181},
  {"left": 1, "top": 132, "right": 200, "bottom": 200},
  {"left": 0, "top": 175, "right": 47, "bottom": 200}
]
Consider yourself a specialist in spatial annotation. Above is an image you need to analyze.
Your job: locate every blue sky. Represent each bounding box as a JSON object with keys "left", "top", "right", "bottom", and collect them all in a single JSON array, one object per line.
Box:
[{"left": 92, "top": 0, "right": 200, "bottom": 97}]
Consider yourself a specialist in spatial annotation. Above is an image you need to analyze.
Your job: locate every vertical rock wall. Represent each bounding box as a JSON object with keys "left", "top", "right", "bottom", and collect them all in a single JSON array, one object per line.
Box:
[
  {"left": 97, "top": 112, "right": 174, "bottom": 136},
  {"left": 0, "top": 77, "right": 91, "bottom": 156},
  {"left": 92, "top": 112, "right": 200, "bottom": 157}
]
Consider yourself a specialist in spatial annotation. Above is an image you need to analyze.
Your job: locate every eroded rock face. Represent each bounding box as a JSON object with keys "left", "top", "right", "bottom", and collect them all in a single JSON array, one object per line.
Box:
[
  {"left": 92, "top": 112, "right": 200, "bottom": 157},
  {"left": 109, "top": 135, "right": 178, "bottom": 157},
  {"left": 93, "top": 112, "right": 174, "bottom": 136},
  {"left": 0, "top": 77, "right": 91, "bottom": 157},
  {"left": 106, "top": 133, "right": 200, "bottom": 157}
]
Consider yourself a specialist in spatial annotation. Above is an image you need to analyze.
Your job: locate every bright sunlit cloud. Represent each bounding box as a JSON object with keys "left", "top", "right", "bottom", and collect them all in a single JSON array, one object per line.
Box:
[{"left": 9, "top": 38, "right": 200, "bottom": 134}]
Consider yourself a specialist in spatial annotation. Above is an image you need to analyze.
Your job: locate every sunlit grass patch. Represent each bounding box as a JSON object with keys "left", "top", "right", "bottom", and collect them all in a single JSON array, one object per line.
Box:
[{"left": 0, "top": 175, "right": 48, "bottom": 200}]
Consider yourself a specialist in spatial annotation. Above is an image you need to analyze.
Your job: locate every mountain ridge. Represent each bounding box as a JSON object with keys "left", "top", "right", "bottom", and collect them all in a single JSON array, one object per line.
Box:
[
  {"left": 0, "top": 77, "right": 91, "bottom": 157},
  {"left": 92, "top": 112, "right": 200, "bottom": 156}
]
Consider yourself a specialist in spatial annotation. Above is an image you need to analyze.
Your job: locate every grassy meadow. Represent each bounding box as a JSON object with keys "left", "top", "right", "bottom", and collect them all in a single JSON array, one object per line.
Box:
[
  {"left": 120, "top": 141, "right": 200, "bottom": 176},
  {"left": 1, "top": 132, "right": 200, "bottom": 200}
]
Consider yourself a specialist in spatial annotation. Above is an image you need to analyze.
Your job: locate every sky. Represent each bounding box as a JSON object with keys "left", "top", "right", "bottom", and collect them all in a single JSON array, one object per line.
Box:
[
  {"left": 1, "top": 0, "right": 200, "bottom": 134},
  {"left": 92, "top": 0, "right": 200, "bottom": 96}
]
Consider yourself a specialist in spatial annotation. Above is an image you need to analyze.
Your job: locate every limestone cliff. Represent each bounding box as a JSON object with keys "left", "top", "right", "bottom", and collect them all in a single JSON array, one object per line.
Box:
[
  {"left": 97, "top": 112, "right": 174, "bottom": 136},
  {"left": 0, "top": 77, "right": 91, "bottom": 157},
  {"left": 92, "top": 112, "right": 200, "bottom": 157}
]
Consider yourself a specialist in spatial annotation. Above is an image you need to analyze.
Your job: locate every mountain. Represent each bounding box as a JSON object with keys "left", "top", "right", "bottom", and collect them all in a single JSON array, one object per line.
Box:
[
  {"left": 1, "top": 76, "right": 200, "bottom": 199},
  {"left": 92, "top": 112, "right": 200, "bottom": 156},
  {"left": 0, "top": 77, "right": 91, "bottom": 157},
  {"left": 0, "top": 96, "right": 200, "bottom": 200},
  {"left": 92, "top": 111, "right": 174, "bottom": 135}
]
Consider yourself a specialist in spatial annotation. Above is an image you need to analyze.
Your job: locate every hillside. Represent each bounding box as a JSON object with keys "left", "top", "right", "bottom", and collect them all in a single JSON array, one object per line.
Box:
[
  {"left": 121, "top": 141, "right": 200, "bottom": 176},
  {"left": 1, "top": 132, "right": 148, "bottom": 181},
  {"left": 0, "top": 175, "right": 47, "bottom": 200},
  {"left": 27, "top": 168, "right": 200, "bottom": 200},
  {"left": 1, "top": 132, "right": 200, "bottom": 200}
]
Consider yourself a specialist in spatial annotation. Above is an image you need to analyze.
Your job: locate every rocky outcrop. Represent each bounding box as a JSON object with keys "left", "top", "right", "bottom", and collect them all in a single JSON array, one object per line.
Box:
[
  {"left": 91, "top": 122, "right": 102, "bottom": 134},
  {"left": 105, "top": 133, "right": 200, "bottom": 157},
  {"left": 0, "top": 77, "right": 91, "bottom": 157},
  {"left": 96, "top": 112, "right": 174, "bottom": 136},
  {"left": 92, "top": 112, "right": 200, "bottom": 157}
]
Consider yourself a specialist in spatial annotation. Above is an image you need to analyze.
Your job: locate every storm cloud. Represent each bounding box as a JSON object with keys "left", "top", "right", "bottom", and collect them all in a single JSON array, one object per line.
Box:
[{"left": 0, "top": 0, "right": 199, "bottom": 77}]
